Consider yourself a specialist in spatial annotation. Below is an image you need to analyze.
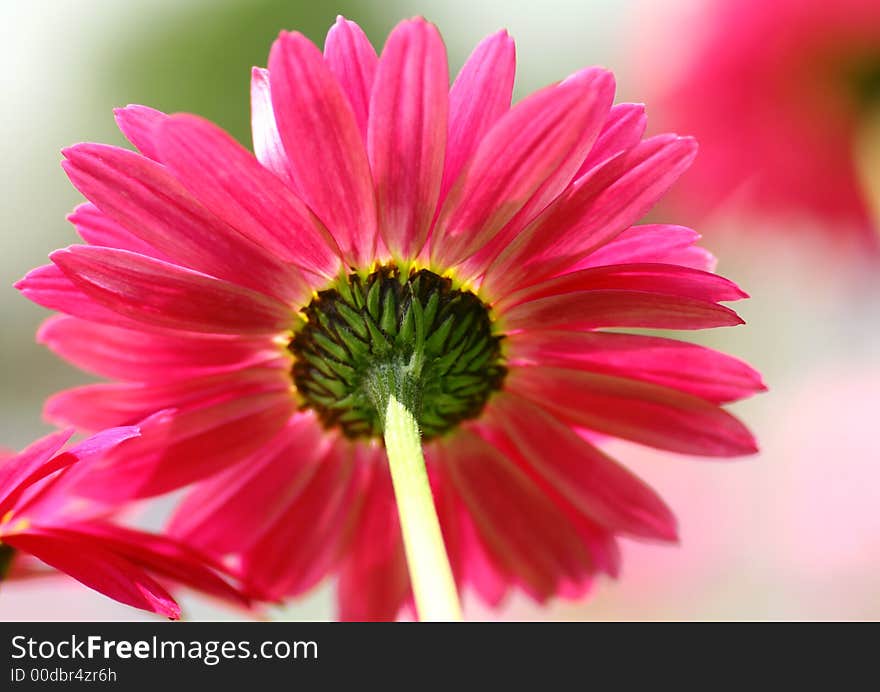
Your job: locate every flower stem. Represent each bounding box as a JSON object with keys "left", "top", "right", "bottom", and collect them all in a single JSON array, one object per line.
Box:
[
  {"left": 0, "top": 544, "right": 14, "bottom": 583},
  {"left": 382, "top": 392, "right": 462, "bottom": 621}
]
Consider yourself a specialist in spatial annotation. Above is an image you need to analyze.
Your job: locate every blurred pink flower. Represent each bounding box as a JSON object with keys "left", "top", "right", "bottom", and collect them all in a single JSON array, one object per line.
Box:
[
  {"left": 771, "top": 369, "right": 880, "bottom": 583},
  {"left": 640, "top": 0, "right": 880, "bottom": 253},
  {"left": 0, "top": 428, "right": 248, "bottom": 619},
  {"left": 18, "top": 17, "right": 763, "bottom": 619},
  {"left": 502, "top": 364, "right": 879, "bottom": 621}
]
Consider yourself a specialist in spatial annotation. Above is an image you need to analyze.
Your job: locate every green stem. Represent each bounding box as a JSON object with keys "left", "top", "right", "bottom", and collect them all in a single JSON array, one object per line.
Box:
[
  {"left": 0, "top": 544, "right": 14, "bottom": 582},
  {"left": 382, "top": 392, "right": 462, "bottom": 621}
]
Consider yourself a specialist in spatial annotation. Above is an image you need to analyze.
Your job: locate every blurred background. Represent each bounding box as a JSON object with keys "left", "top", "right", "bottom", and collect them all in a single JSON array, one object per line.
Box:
[{"left": 1, "top": 0, "right": 877, "bottom": 620}]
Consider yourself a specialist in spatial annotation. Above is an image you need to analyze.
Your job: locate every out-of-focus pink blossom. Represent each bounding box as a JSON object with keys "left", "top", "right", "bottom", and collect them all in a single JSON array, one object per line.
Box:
[
  {"left": 491, "top": 364, "right": 879, "bottom": 621},
  {"left": 639, "top": 0, "right": 880, "bottom": 254},
  {"left": 0, "top": 428, "right": 247, "bottom": 619}
]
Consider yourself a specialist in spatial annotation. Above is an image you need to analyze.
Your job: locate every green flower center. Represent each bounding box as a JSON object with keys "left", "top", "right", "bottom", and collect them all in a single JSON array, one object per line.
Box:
[{"left": 289, "top": 265, "right": 507, "bottom": 440}]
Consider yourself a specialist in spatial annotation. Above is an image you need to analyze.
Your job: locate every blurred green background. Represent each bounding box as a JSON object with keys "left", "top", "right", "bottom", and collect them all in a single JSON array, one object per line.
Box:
[{"left": 1, "top": 0, "right": 877, "bottom": 621}]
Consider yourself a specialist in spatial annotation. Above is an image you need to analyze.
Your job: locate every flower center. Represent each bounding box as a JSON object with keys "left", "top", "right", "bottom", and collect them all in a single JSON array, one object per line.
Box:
[{"left": 289, "top": 265, "right": 507, "bottom": 440}]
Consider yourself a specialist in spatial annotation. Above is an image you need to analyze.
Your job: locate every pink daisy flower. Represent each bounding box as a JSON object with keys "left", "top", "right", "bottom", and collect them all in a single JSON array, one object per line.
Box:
[
  {"left": 0, "top": 427, "right": 247, "bottom": 619},
  {"left": 638, "top": 0, "right": 880, "bottom": 252},
  {"left": 18, "top": 17, "right": 763, "bottom": 620}
]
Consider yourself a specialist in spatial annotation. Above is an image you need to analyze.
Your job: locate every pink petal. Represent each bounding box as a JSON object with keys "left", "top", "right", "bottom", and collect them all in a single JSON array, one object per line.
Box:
[
  {"left": 61, "top": 143, "right": 305, "bottom": 303},
  {"left": 45, "top": 367, "right": 287, "bottom": 431},
  {"left": 51, "top": 245, "right": 294, "bottom": 335},
  {"left": 438, "top": 429, "right": 594, "bottom": 602},
  {"left": 425, "top": 454, "right": 463, "bottom": 589},
  {"left": 16, "top": 263, "right": 155, "bottom": 331},
  {"left": 440, "top": 30, "right": 515, "bottom": 204},
  {"left": 446, "top": 486, "right": 511, "bottom": 607},
  {"left": 458, "top": 425, "right": 621, "bottom": 585},
  {"left": 241, "top": 440, "right": 364, "bottom": 599},
  {"left": 509, "top": 330, "right": 766, "bottom": 403},
  {"left": 486, "top": 394, "right": 677, "bottom": 540},
  {"left": 11, "top": 468, "right": 100, "bottom": 526},
  {"left": 557, "top": 509, "right": 622, "bottom": 582},
  {"left": 368, "top": 18, "right": 448, "bottom": 259},
  {"left": 60, "top": 426, "right": 142, "bottom": 462},
  {"left": 508, "top": 366, "right": 759, "bottom": 457},
  {"left": 485, "top": 135, "right": 698, "bottom": 296},
  {"left": 324, "top": 16, "right": 378, "bottom": 140},
  {"left": 268, "top": 31, "right": 378, "bottom": 266},
  {"left": 68, "top": 521, "right": 247, "bottom": 607},
  {"left": 113, "top": 105, "right": 167, "bottom": 161},
  {"left": 431, "top": 73, "right": 612, "bottom": 268},
  {"left": 575, "top": 102, "right": 647, "bottom": 176},
  {"left": 5, "top": 528, "right": 180, "bottom": 619},
  {"left": 69, "top": 203, "right": 170, "bottom": 261},
  {"left": 0, "top": 429, "right": 73, "bottom": 508},
  {"left": 168, "top": 415, "right": 324, "bottom": 554},
  {"left": 156, "top": 114, "right": 341, "bottom": 278},
  {"left": 502, "top": 289, "right": 745, "bottom": 331},
  {"left": 498, "top": 263, "right": 746, "bottom": 313},
  {"left": 463, "top": 68, "right": 616, "bottom": 275},
  {"left": 250, "top": 67, "right": 296, "bottom": 187},
  {"left": 70, "top": 393, "right": 295, "bottom": 501},
  {"left": 38, "top": 315, "right": 281, "bottom": 383},
  {"left": 570, "top": 224, "right": 716, "bottom": 272},
  {"left": 13, "top": 437, "right": 148, "bottom": 539},
  {"left": 0, "top": 427, "right": 139, "bottom": 518},
  {"left": 429, "top": 449, "right": 512, "bottom": 606},
  {"left": 337, "top": 457, "right": 411, "bottom": 621}
]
